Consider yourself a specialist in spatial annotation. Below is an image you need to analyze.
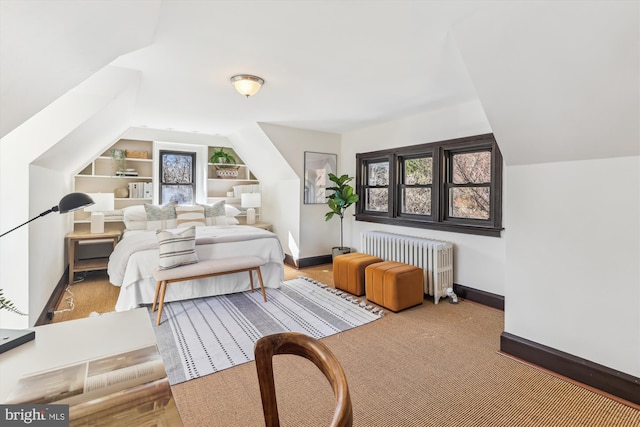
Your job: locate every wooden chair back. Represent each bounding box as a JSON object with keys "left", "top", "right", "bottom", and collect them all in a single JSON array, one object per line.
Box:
[{"left": 254, "top": 332, "right": 353, "bottom": 427}]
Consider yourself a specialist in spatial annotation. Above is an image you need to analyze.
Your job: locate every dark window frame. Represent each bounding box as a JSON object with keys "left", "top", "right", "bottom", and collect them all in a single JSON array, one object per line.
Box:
[
  {"left": 158, "top": 150, "right": 197, "bottom": 205},
  {"left": 355, "top": 133, "right": 503, "bottom": 237}
]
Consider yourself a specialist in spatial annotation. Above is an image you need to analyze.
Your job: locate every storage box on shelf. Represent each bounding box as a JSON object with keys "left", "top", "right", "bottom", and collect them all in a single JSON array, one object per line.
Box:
[{"left": 73, "top": 139, "right": 153, "bottom": 232}]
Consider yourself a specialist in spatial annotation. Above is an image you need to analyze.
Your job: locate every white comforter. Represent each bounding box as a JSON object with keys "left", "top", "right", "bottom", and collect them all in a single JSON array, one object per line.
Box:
[{"left": 108, "top": 225, "right": 285, "bottom": 311}]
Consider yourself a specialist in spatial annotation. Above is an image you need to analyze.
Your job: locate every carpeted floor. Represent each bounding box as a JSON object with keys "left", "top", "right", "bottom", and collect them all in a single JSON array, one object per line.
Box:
[{"left": 53, "top": 265, "right": 640, "bottom": 426}]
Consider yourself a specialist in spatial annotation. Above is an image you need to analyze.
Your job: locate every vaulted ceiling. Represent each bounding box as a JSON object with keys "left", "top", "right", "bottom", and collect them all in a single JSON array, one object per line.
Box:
[{"left": 1, "top": 0, "right": 638, "bottom": 166}]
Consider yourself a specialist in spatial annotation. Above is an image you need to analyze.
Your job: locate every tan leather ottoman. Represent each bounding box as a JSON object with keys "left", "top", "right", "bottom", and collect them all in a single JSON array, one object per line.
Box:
[
  {"left": 365, "top": 261, "right": 424, "bottom": 312},
  {"left": 333, "top": 253, "right": 383, "bottom": 296}
]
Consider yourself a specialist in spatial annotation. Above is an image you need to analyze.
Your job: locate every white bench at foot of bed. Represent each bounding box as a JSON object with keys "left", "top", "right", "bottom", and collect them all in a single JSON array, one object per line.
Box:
[{"left": 152, "top": 256, "right": 267, "bottom": 325}]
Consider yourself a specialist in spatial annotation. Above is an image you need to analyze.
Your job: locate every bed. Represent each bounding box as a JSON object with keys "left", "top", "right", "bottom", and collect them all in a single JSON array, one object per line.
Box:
[{"left": 107, "top": 204, "right": 284, "bottom": 311}]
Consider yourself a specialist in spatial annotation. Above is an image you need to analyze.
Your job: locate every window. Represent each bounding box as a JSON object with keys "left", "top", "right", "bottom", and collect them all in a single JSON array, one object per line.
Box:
[
  {"left": 356, "top": 134, "right": 503, "bottom": 237},
  {"left": 159, "top": 150, "right": 196, "bottom": 205}
]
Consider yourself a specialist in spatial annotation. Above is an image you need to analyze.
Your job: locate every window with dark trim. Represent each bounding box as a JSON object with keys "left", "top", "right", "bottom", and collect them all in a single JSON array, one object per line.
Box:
[
  {"left": 355, "top": 133, "right": 503, "bottom": 237},
  {"left": 159, "top": 150, "right": 196, "bottom": 205}
]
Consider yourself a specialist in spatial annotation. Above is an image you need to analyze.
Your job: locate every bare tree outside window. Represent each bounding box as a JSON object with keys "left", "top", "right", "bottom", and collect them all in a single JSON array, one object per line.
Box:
[
  {"left": 449, "top": 151, "right": 491, "bottom": 219},
  {"left": 402, "top": 157, "right": 432, "bottom": 215},
  {"left": 365, "top": 161, "right": 389, "bottom": 212},
  {"left": 159, "top": 151, "right": 196, "bottom": 205}
]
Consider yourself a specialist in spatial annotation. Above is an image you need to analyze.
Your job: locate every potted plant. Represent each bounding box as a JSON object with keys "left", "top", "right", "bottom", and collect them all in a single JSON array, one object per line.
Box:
[
  {"left": 325, "top": 173, "right": 359, "bottom": 258},
  {"left": 210, "top": 147, "right": 239, "bottom": 179},
  {"left": 0, "top": 288, "right": 26, "bottom": 315}
]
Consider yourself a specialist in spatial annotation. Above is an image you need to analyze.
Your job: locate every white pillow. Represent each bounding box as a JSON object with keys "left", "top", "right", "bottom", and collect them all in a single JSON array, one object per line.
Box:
[
  {"left": 123, "top": 205, "right": 148, "bottom": 230},
  {"left": 225, "top": 204, "right": 241, "bottom": 217},
  {"left": 145, "top": 203, "right": 178, "bottom": 230},
  {"left": 156, "top": 226, "right": 198, "bottom": 270},
  {"left": 226, "top": 216, "right": 240, "bottom": 225},
  {"left": 175, "top": 205, "right": 206, "bottom": 227}
]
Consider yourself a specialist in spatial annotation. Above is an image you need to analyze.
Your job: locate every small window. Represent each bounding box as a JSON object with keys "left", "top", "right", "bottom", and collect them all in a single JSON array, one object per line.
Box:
[
  {"left": 356, "top": 134, "right": 503, "bottom": 237},
  {"left": 362, "top": 159, "right": 390, "bottom": 213},
  {"left": 400, "top": 155, "right": 433, "bottom": 216},
  {"left": 446, "top": 149, "right": 492, "bottom": 220},
  {"left": 159, "top": 150, "right": 196, "bottom": 205}
]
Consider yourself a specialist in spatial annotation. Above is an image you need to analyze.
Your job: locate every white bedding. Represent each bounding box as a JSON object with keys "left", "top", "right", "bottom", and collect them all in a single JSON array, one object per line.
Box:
[{"left": 108, "top": 225, "right": 285, "bottom": 311}]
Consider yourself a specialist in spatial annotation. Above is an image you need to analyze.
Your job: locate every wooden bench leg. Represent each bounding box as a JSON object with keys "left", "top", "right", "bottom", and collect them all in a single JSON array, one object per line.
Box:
[
  {"left": 152, "top": 281, "right": 161, "bottom": 312},
  {"left": 255, "top": 267, "right": 267, "bottom": 302},
  {"left": 249, "top": 270, "right": 255, "bottom": 293},
  {"left": 156, "top": 280, "right": 168, "bottom": 326}
]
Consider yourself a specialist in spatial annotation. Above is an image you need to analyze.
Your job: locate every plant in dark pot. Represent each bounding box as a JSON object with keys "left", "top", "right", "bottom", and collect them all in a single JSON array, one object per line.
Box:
[
  {"left": 325, "top": 173, "right": 359, "bottom": 259},
  {"left": 210, "top": 147, "right": 239, "bottom": 179}
]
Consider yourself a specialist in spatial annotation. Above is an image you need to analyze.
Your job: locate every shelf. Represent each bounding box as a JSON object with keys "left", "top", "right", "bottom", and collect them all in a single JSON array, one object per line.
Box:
[
  {"left": 97, "top": 156, "right": 152, "bottom": 163},
  {"left": 74, "top": 219, "right": 124, "bottom": 224},
  {"left": 76, "top": 175, "right": 152, "bottom": 179},
  {"left": 73, "top": 257, "right": 110, "bottom": 272}
]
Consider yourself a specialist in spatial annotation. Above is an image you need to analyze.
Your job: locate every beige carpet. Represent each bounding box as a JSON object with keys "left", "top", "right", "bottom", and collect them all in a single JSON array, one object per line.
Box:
[{"left": 53, "top": 265, "right": 640, "bottom": 426}]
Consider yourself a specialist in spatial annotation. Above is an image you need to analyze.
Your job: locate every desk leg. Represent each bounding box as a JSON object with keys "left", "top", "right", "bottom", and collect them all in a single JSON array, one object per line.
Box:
[{"left": 69, "top": 239, "right": 76, "bottom": 285}]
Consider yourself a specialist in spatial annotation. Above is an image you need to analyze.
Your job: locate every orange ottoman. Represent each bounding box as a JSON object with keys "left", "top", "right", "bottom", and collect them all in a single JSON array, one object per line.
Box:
[
  {"left": 333, "top": 253, "right": 383, "bottom": 296},
  {"left": 365, "top": 261, "right": 424, "bottom": 312}
]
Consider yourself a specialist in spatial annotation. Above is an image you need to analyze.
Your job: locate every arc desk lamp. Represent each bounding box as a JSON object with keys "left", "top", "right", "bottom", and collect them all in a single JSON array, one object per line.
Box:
[{"left": 0, "top": 192, "right": 94, "bottom": 354}]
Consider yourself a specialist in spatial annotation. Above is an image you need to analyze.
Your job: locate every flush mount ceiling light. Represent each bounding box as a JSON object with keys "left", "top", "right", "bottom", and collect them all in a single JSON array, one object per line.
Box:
[{"left": 230, "top": 74, "right": 264, "bottom": 97}]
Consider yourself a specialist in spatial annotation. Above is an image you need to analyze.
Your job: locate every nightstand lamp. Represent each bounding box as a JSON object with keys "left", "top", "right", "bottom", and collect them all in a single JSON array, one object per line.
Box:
[
  {"left": 84, "top": 193, "right": 115, "bottom": 234},
  {"left": 241, "top": 193, "right": 261, "bottom": 225}
]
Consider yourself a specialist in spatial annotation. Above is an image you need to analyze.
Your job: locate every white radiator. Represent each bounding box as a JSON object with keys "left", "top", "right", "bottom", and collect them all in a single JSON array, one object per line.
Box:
[{"left": 361, "top": 231, "right": 454, "bottom": 304}]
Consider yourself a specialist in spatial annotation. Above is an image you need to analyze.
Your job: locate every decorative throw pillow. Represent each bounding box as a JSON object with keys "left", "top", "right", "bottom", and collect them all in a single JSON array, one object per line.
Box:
[
  {"left": 199, "top": 201, "right": 228, "bottom": 226},
  {"left": 175, "top": 205, "right": 206, "bottom": 227},
  {"left": 225, "top": 204, "right": 241, "bottom": 217},
  {"left": 122, "top": 205, "right": 148, "bottom": 230},
  {"left": 145, "top": 203, "right": 178, "bottom": 230},
  {"left": 156, "top": 226, "right": 198, "bottom": 270}
]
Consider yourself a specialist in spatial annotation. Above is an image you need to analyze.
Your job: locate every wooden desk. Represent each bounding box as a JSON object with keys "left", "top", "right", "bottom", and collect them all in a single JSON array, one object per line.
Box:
[
  {"left": 67, "top": 231, "right": 121, "bottom": 285},
  {"left": 0, "top": 309, "right": 182, "bottom": 426}
]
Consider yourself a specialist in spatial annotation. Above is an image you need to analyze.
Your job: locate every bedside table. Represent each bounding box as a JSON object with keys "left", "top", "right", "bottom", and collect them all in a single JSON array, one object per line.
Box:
[
  {"left": 66, "top": 231, "right": 121, "bottom": 285},
  {"left": 248, "top": 222, "right": 272, "bottom": 231}
]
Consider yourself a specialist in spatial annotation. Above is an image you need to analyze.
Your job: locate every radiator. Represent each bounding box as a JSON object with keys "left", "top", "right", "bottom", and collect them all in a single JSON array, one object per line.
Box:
[{"left": 361, "top": 231, "right": 454, "bottom": 304}]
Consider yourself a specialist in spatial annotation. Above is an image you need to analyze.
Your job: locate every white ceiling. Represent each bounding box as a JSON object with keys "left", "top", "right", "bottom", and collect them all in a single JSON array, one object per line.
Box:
[
  {"left": 1, "top": 0, "right": 491, "bottom": 137},
  {"left": 1, "top": 0, "right": 638, "bottom": 165}
]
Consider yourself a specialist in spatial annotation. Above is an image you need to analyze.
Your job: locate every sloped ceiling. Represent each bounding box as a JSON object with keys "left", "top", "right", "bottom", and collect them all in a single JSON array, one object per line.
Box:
[
  {"left": 453, "top": 1, "right": 639, "bottom": 165},
  {"left": 0, "top": 0, "right": 161, "bottom": 138},
  {"left": 1, "top": 1, "right": 637, "bottom": 167}
]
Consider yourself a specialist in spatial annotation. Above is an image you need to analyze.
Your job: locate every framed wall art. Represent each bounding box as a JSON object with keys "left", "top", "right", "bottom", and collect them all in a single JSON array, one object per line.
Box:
[{"left": 304, "top": 151, "right": 337, "bottom": 204}]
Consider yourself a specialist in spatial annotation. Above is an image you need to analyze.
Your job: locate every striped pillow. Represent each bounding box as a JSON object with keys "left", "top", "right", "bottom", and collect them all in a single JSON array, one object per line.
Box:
[
  {"left": 145, "top": 203, "right": 178, "bottom": 230},
  {"left": 175, "top": 205, "right": 206, "bottom": 227},
  {"left": 156, "top": 226, "right": 198, "bottom": 270}
]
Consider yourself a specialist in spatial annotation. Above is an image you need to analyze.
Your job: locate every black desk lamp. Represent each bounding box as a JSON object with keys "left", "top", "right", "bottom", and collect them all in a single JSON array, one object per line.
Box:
[{"left": 0, "top": 192, "right": 94, "bottom": 354}]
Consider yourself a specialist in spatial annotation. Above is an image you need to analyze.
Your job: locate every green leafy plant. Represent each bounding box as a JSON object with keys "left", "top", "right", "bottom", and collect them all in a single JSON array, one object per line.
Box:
[
  {"left": 0, "top": 288, "right": 27, "bottom": 316},
  {"left": 210, "top": 147, "right": 237, "bottom": 167},
  {"left": 325, "top": 173, "right": 359, "bottom": 249}
]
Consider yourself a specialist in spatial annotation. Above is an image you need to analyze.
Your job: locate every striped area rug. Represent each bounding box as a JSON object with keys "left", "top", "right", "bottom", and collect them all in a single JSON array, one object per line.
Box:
[{"left": 149, "top": 277, "right": 382, "bottom": 385}]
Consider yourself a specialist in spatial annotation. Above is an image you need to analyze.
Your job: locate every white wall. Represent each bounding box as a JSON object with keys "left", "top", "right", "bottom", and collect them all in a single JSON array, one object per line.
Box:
[
  {"left": 259, "top": 124, "right": 342, "bottom": 259},
  {"left": 28, "top": 165, "right": 71, "bottom": 323},
  {"left": 340, "top": 100, "right": 506, "bottom": 296},
  {"left": 505, "top": 156, "right": 639, "bottom": 376},
  {"left": 0, "top": 66, "right": 139, "bottom": 329}
]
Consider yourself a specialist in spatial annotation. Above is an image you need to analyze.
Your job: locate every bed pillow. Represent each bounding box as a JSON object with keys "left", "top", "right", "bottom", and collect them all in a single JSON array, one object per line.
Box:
[
  {"left": 175, "top": 205, "right": 206, "bottom": 227},
  {"left": 199, "top": 200, "right": 228, "bottom": 226},
  {"left": 122, "top": 205, "right": 148, "bottom": 230},
  {"left": 225, "top": 204, "right": 241, "bottom": 217},
  {"left": 145, "top": 203, "right": 178, "bottom": 230},
  {"left": 156, "top": 226, "right": 198, "bottom": 270},
  {"left": 226, "top": 216, "right": 240, "bottom": 225}
]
